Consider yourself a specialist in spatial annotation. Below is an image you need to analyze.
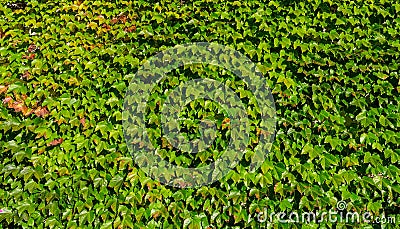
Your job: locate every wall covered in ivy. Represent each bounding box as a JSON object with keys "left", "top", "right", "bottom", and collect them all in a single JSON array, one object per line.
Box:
[{"left": 0, "top": 0, "right": 399, "bottom": 228}]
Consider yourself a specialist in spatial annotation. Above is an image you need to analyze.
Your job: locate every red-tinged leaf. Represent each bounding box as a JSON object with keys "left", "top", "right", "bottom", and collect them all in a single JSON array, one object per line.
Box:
[
  {"left": 28, "top": 44, "right": 38, "bottom": 53},
  {"left": 49, "top": 138, "right": 63, "bottom": 146},
  {"left": 11, "top": 101, "right": 23, "bottom": 110},
  {"left": 110, "top": 18, "right": 118, "bottom": 24},
  {"left": 80, "top": 117, "right": 86, "bottom": 126},
  {"left": 22, "top": 53, "right": 35, "bottom": 60},
  {"left": 34, "top": 107, "right": 49, "bottom": 118},
  {"left": 2, "top": 96, "right": 12, "bottom": 104},
  {"left": 102, "top": 24, "right": 111, "bottom": 31},
  {"left": 22, "top": 71, "right": 31, "bottom": 80},
  {"left": 13, "top": 103, "right": 28, "bottom": 113},
  {"left": 124, "top": 25, "right": 136, "bottom": 32}
]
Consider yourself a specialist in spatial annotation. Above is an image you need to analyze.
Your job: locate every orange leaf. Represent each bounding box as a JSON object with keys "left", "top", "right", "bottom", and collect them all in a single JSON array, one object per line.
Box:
[{"left": 0, "top": 85, "right": 8, "bottom": 94}]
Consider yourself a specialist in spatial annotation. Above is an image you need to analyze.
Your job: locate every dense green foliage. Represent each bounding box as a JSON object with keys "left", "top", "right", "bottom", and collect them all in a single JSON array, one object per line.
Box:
[{"left": 0, "top": 0, "right": 399, "bottom": 228}]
